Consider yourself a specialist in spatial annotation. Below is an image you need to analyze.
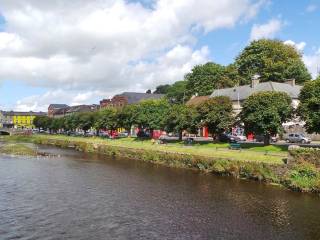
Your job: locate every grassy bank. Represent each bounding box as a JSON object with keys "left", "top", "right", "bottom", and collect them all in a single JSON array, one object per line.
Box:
[
  {"left": 2, "top": 134, "right": 320, "bottom": 194},
  {"left": 0, "top": 143, "right": 37, "bottom": 156}
]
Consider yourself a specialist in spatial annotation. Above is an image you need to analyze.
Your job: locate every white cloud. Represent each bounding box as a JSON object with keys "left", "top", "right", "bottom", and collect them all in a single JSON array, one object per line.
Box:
[
  {"left": 306, "top": 4, "right": 317, "bottom": 12},
  {"left": 0, "top": 0, "right": 264, "bottom": 110},
  {"left": 284, "top": 40, "right": 306, "bottom": 52},
  {"left": 303, "top": 48, "right": 320, "bottom": 79},
  {"left": 250, "top": 18, "right": 283, "bottom": 41}
]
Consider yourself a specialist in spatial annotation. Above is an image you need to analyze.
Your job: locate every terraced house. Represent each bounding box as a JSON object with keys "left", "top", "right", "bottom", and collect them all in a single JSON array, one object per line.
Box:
[{"left": 0, "top": 111, "right": 46, "bottom": 129}]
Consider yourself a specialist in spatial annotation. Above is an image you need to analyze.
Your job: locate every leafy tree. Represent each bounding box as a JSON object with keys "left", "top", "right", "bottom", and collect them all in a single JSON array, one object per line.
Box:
[
  {"left": 50, "top": 118, "right": 65, "bottom": 133},
  {"left": 33, "top": 115, "right": 51, "bottom": 130},
  {"left": 166, "top": 81, "right": 188, "bottom": 104},
  {"left": 77, "top": 112, "right": 95, "bottom": 133},
  {"left": 117, "top": 104, "right": 139, "bottom": 133},
  {"left": 240, "top": 91, "right": 293, "bottom": 145},
  {"left": 298, "top": 78, "right": 320, "bottom": 133},
  {"left": 197, "top": 96, "right": 234, "bottom": 139},
  {"left": 146, "top": 89, "right": 152, "bottom": 94},
  {"left": 64, "top": 114, "right": 78, "bottom": 131},
  {"left": 164, "top": 104, "right": 199, "bottom": 140},
  {"left": 235, "top": 39, "right": 311, "bottom": 85},
  {"left": 185, "top": 62, "right": 237, "bottom": 97},
  {"left": 136, "top": 99, "right": 170, "bottom": 136},
  {"left": 153, "top": 84, "right": 171, "bottom": 94},
  {"left": 94, "top": 108, "right": 119, "bottom": 132}
]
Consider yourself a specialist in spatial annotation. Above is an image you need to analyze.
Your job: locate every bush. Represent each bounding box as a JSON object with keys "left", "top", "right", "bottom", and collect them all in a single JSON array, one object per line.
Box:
[
  {"left": 289, "top": 147, "right": 320, "bottom": 167},
  {"left": 284, "top": 162, "right": 320, "bottom": 192}
]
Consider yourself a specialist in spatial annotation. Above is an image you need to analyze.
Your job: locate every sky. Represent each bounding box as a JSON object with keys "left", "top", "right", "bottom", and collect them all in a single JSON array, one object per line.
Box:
[{"left": 0, "top": 0, "right": 319, "bottom": 111}]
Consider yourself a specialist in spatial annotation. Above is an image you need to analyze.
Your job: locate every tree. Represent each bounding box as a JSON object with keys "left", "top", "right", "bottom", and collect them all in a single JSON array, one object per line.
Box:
[
  {"left": 136, "top": 99, "right": 170, "bottom": 136},
  {"left": 298, "top": 77, "right": 320, "bottom": 133},
  {"left": 185, "top": 62, "right": 237, "bottom": 97},
  {"left": 197, "top": 96, "right": 234, "bottom": 139},
  {"left": 166, "top": 81, "right": 188, "bottom": 104},
  {"left": 153, "top": 84, "right": 171, "bottom": 94},
  {"left": 235, "top": 39, "right": 311, "bottom": 85},
  {"left": 64, "top": 114, "right": 78, "bottom": 131},
  {"left": 117, "top": 104, "right": 139, "bottom": 134},
  {"left": 50, "top": 118, "right": 65, "bottom": 133},
  {"left": 164, "top": 104, "right": 199, "bottom": 140},
  {"left": 33, "top": 115, "right": 51, "bottom": 131},
  {"left": 94, "top": 108, "right": 119, "bottom": 132},
  {"left": 240, "top": 91, "right": 293, "bottom": 145},
  {"left": 77, "top": 112, "right": 95, "bottom": 133}
]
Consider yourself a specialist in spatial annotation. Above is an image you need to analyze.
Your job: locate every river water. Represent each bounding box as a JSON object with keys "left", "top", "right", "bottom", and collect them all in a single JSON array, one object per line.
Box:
[{"left": 0, "top": 144, "right": 319, "bottom": 240}]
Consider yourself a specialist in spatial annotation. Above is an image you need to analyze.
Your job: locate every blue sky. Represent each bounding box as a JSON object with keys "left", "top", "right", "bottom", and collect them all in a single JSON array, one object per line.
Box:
[{"left": 0, "top": 0, "right": 319, "bottom": 111}]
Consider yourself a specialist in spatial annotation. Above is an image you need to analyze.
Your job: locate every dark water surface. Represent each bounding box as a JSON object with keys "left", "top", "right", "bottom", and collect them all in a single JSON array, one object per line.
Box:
[{"left": 0, "top": 145, "right": 319, "bottom": 240}]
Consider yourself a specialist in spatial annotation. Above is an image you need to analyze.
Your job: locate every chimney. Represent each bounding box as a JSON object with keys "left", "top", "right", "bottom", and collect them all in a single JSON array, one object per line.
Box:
[
  {"left": 251, "top": 74, "right": 260, "bottom": 88},
  {"left": 285, "top": 79, "right": 295, "bottom": 86}
]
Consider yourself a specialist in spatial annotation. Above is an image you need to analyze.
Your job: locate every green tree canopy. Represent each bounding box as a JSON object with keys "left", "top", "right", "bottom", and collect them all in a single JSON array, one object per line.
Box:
[
  {"left": 33, "top": 115, "right": 51, "bottom": 130},
  {"left": 185, "top": 62, "right": 237, "bottom": 97},
  {"left": 240, "top": 91, "right": 293, "bottom": 145},
  {"left": 166, "top": 80, "right": 187, "bottom": 104},
  {"left": 164, "top": 104, "right": 199, "bottom": 140},
  {"left": 197, "top": 96, "right": 234, "bottom": 138},
  {"left": 298, "top": 78, "right": 320, "bottom": 133},
  {"left": 94, "top": 108, "right": 119, "bottom": 131},
  {"left": 235, "top": 39, "right": 311, "bottom": 85},
  {"left": 77, "top": 112, "right": 95, "bottom": 133},
  {"left": 117, "top": 104, "right": 139, "bottom": 133},
  {"left": 136, "top": 99, "right": 170, "bottom": 131},
  {"left": 153, "top": 84, "right": 171, "bottom": 94}
]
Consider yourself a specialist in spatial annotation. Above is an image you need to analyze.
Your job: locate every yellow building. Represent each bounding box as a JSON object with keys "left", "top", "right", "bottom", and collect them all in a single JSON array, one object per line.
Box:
[{"left": 3, "top": 111, "right": 46, "bottom": 129}]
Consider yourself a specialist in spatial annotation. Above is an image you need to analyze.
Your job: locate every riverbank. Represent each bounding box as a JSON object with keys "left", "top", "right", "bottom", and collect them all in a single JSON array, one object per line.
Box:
[{"left": 1, "top": 134, "right": 320, "bottom": 194}]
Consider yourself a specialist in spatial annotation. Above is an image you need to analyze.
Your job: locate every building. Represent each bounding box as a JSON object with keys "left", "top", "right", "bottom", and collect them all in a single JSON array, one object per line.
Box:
[
  {"left": 48, "top": 104, "right": 69, "bottom": 118},
  {"left": 210, "top": 79, "right": 301, "bottom": 114},
  {"left": 48, "top": 104, "right": 99, "bottom": 118},
  {"left": 0, "top": 111, "right": 46, "bottom": 129},
  {"left": 100, "top": 92, "right": 165, "bottom": 108}
]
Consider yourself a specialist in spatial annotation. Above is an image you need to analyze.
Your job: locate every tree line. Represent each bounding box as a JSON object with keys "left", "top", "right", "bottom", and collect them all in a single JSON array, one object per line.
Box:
[
  {"left": 154, "top": 39, "right": 312, "bottom": 103},
  {"left": 34, "top": 76, "right": 320, "bottom": 145}
]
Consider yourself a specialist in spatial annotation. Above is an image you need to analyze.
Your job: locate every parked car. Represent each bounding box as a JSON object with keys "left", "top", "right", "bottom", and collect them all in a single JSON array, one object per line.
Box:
[
  {"left": 285, "top": 133, "right": 311, "bottom": 144},
  {"left": 99, "top": 132, "right": 110, "bottom": 138},
  {"left": 232, "top": 135, "right": 247, "bottom": 142},
  {"left": 219, "top": 133, "right": 236, "bottom": 142},
  {"left": 255, "top": 135, "right": 279, "bottom": 143}
]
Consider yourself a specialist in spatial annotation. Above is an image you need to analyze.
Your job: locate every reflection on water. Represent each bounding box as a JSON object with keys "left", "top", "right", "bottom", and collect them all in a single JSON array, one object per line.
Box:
[{"left": 0, "top": 144, "right": 319, "bottom": 240}]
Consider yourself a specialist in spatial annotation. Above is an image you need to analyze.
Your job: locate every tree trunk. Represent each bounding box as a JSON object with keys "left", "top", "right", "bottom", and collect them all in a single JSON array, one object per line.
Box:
[
  {"left": 264, "top": 134, "right": 270, "bottom": 146},
  {"left": 178, "top": 131, "right": 183, "bottom": 141}
]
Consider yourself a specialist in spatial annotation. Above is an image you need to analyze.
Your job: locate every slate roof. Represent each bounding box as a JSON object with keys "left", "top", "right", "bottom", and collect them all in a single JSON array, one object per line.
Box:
[
  {"left": 48, "top": 104, "right": 69, "bottom": 109},
  {"left": 210, "top": 81, "right": 302, "bottom": 101},
  {"left": 115, "top": 92, "right": 165, "bottom": 104},
  {"left": 1, "top": 111, "right": 47, "bottom": 116}
]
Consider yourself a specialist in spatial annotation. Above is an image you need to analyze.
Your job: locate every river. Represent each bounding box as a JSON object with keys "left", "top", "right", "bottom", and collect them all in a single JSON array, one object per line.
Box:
[{"left": 0, "top": 144, "right": 319, "bottom": 240}]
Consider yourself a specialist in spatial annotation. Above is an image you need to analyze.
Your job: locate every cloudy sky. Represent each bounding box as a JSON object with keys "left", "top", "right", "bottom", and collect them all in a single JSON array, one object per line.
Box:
[{"left": 0, "top": 0, "right": 319, "bottom": 111}]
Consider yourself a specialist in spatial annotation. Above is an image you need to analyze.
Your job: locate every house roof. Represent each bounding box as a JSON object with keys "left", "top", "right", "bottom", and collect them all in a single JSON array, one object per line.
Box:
[
  {"left": 210, "top": 81, "right": 302, "bottom": 101},
  {"left": 115, "top": 92, "right": 165, "bottom": 104},
  {"left": 48, "top": 104, "right": 69, "bottom": 109},
  {"left": 186, "top": 96, "right": 209, "bottom": 106},
  {"left": 66, "top": 105, "right": 98, "bottom": 113},
  {"left": 1, "top": 111, "right": 47, "bottom": 116}
]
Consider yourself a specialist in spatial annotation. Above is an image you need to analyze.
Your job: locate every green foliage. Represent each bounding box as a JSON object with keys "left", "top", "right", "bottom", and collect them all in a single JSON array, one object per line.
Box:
[
  {"left": 298, "top": 78, "right": 320, "bottom": 134},
  {"left": 289, "top": 147, "right": 320, "bottom": 167},
  {"left": 94, "top": 108, "right": 118, "bottom": 131},
  {"left": 164, "top": 104, "right": 199, "bottom": 139},
  {"left": 197, "top": 96, "right": 234, "bottom": 136},
  {"left": 117, "top": 104, "right": 139, "bottom": 132},
  {"left": 77, "top": 112, "right": 95, "bottom": 132},
  {"left": 235, "top": 39, "right": 311, "bottom": 84},
  {"left": 185, "top": 62, "right": 237, "bottom": 97},
  {"left": 136, "top": 99, "right": 170, "bottom": 130},
  {"left": 240, "top": 91, "right": 293, "bottom": 143},
  {"left": 284, "top": 162, "right": 320, "bottom": 192},
  {"left": 153, "top": 84, "right": 171, "bottom": 94},
  {"left": 166, "top": 81, "right": 188, "bottom": 104},
  {"left": 33, "top": 115, "right": 51, "bottom": 130},
  {"left": 50, "top": 118, "right": 65, "bottom": 132}
]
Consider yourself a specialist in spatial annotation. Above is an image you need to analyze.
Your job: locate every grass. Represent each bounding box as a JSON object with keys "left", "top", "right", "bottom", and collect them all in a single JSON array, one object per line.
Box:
[
  {"left": 4, "top": 134, "right": 287, "bottom": 165},
  {"left": 0, "top": 143, "right": 37, "bottom": 156}
]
